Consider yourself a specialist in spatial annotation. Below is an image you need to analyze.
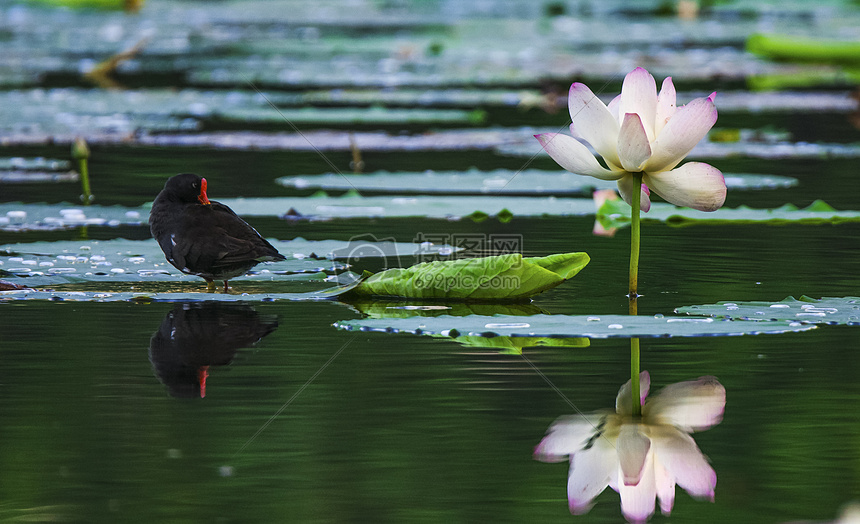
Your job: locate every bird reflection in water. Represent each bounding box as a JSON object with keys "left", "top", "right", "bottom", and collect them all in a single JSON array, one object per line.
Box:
[
  {"left": 535, "top": 371, "right": 726, "bottom": 523},
  {"left": 148, "top": 302, "right": 278, "bottom": 398}
]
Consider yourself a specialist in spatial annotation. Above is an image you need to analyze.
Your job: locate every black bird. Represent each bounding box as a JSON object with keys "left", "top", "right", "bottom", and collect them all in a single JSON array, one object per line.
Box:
[
  {"left": 148, "top": 302, "right": 279, "bottom": 398},
  {"left": 150, "top": 173, "right": 286, "bottom": 292}
]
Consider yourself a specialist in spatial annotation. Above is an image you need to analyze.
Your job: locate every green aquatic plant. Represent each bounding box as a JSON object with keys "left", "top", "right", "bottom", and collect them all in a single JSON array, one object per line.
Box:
[{"left": 350, "top": 252, "right": 590, "bottom": 301}]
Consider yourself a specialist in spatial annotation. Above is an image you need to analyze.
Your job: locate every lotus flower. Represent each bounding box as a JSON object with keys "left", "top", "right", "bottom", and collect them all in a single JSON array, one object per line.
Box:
[
  {"left": 535, "top": 67, "right": 726, "bottom": 212},
  {"left": 535, "top": 372, "right": 726, "bottom": 523}
]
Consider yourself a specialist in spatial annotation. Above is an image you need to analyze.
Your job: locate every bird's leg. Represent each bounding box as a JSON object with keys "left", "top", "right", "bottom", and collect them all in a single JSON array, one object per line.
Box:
[
  {"left": 206, "top": 280, "right": 216, "bottom": 293},
  {"left": 223, "top": 280, "right": 230, "bottom": 293}
]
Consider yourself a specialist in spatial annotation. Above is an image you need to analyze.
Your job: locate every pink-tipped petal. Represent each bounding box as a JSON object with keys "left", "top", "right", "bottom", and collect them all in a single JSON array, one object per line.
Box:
[
  {"left": 619, "top": 452, "right": 657, "bottom": 524},
  {"left": 650, "top": 426, "right": 717, "bottom": 501},
  {"left": 568, "top": 83, "right": 622, "bottom": 167},
  {"left": 567, "top": 438, "right": 616, "bottom": 514},
  {"left": 655, "top": 77, "right": 677, "bottom": 137},
  {"left": 708, "top": 91, "right": 717, "bottom": 102},
  {"left": 535, "top": 133, "right": 623, "bottom": 181},
  {"left": 644, "top": 162, "right": 726, "bottom": 211},
  {"left": 616, "top": 371, "right": 651, "bottom": 415},
  {"left": 618, "top": 113, "right": 653, "bottom": 172},
  {"left": 618, "top": 425, "right": 651, "bottom": 486},
  {"left": 617, "top": 176, "right": 652, "bottom": 213},
  {"left": 645, "top": 376, "right": 726, "bottom": 432},
  {"left": 535, "top": 414, "right": 606, "bottom": 462},
  {"left": 644, "top": 96, "right": 718, "bottom": 172},
  {"left": 654, "top": 457, "right": 676, "bottom": 515},
  {"left": 619, "top": 67, "right": 658, "bottom": 142}
]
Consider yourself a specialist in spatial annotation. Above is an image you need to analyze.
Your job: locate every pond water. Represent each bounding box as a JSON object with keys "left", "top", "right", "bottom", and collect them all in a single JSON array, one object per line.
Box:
[{"left": 2, "top": 1, "right": 860, "bottom": 523}]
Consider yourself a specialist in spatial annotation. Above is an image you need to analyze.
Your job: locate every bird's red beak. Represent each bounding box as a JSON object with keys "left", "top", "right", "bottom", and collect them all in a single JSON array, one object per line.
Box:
[
  {"left": 198, "top": 366, "right": 209, "bottom": 398},
  {"left": 198, "top": 178, "right": 211, "bottom": 205}
]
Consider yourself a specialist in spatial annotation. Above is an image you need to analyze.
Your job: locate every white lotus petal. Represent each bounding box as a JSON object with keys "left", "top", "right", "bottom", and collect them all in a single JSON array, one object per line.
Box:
[
  {"left": 617, "top": 175, "right": 652, "bottom": 213},
  {"left": 618, "top": 113, "right": 652, "bottom": 172},
  {"left": 616, "top": 371, "right": 651, "bottom": 415},
  {"left": 646, "top": 376, "right": 726, "bottom": 432},
  {"left": 645, "top": 162, "right": 726, "bottom": 212},
  {"left": 619, "top": 67, "right": 658, "bottom": 142},
  {"left": 535, "top": 414, "right": 606, "bottom": 462},
  {"left": 655, "top": 456, "right": 676, "bottom": 515},
  {"left": 644, "top": 96, "right": 718, "bottom": 172},
  {"left": 619, "top": 452, "right": 657, "bottom": 523},
  {"left": 651, "top": 426, "right": 716, "bottom": 501},
  {"left": 568, "top": 83, "right": 621, "bottom": 167},
  {"left": 607, "top": 94, "right": 622, "bottom": 123},
  {"left": 618, "top": 425, "right": 650, "bottom": 485},
  {"left": 535, "top": 133, "right": 623, "bottom": 181},
  {"left": 655, "top": 77, "right": 677, "bottom": 137},
  {"left": 568, "top": 437, "right": 616, "bottom": 514}
]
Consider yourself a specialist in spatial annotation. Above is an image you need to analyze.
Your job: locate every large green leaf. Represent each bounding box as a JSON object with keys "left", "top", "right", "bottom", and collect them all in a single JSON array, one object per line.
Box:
[
  {"left": 747, "top": 34, "right": 860, "bottom": 65},
  {"left": 676, "top": 296, "right": 860, "bottom": 325},
  {"left": 277, "top": 170, "right": 797, "bottom": 196},
  {"left": 349, "top": 252, "right": 590, "bottom": 301},
  {"left": 334, "top": 314, "right": 817, "bottom": 339},
  {"left": 597, "top": 198, "right": 860, "bottom": 228}
]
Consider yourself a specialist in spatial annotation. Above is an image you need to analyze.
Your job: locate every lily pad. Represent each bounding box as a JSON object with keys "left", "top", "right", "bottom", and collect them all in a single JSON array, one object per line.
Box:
[
  {"left": 0, "top": 170, "right": 79, "bottom": 183},
  {"left": 277, "top": 170, "right": 797, "bottom": 196},
  {"left": 213, "top": 107, "right": 487, "bottom": 126},
  {"left": 597, "top": 199, "right": 860, "bottom": 228},
  {"left": 676, "top": 296, "right": 860, "bottom": 325},
  {"left": 0, "top": 238, "right": 339, "bottom": 286},
  {"left": 0, "top": 203, "right": 146, "bottom": 231},
  {"left": 0, "top": 287, "right": 360, "bottom": 304},
  {"left": 333, "top": 314, "right": 817, "bottom": 339},
  {"left": 0, "top": 238, "right": 456, "bottom": 286},
  {"left": 349, "top": 252, "right": 590, "bottom": 301}
]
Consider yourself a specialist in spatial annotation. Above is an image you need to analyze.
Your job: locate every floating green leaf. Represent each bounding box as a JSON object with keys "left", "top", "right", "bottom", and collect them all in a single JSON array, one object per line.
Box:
[
  {"left": 597, "top": 198, "right": 860, "bottom": 228},
  {"left": 277, "top": 170, "right": 797, "bottom": 196},
  {"left": 334, "top": 314, "right": 817, "bottom": 339},
  {"left": 747, "top": 34, "right": 860, "bottom": 65},
  {"left": 675, "top": 296, "right": 860, "bottom": 325},
  {"left": 348, "top": 252, "right": 590, "bottom": 301}
]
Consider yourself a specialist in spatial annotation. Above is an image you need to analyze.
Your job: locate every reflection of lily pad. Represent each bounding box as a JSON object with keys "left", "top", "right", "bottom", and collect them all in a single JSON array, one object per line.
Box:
[
  {"left": 597, "top": 198, "right": 860, "bottom": 228},
  {"left": 277, "top": 170, "right": 797, "bottom": 196},
  {"left": 334, "top": 314, "right": 817, "bottom": 339},
  {"left": 350, "top": 301, "right": 547, "bottom": 318},
  {"left": 439, "top": 335, "right": 590, "bottom": 353},
  {"left": 350, "top": 252, "right": 590, "bottom": 301},
  {"left": 676, "top": 296, "right": 860, "bottom": 325}
]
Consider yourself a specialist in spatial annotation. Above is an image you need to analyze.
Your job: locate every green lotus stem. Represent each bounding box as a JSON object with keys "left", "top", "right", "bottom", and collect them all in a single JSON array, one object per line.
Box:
[
  {"left": 630, "top": 172, "right": 643, "bottom": 417},
  {"left": 72, "top": 137, "right": 93, "bottom": 205}
]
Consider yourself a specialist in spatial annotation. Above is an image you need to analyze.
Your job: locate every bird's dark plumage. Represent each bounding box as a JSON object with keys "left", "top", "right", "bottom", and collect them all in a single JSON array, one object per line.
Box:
[{"left": 150, "top": 173, "right": 285, "bottom": 291}]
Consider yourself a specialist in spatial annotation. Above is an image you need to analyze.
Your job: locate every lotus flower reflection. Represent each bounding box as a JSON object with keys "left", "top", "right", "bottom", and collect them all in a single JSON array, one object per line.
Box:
[
  {"left": 535, "top": 372, "right": 726, "bottom": 523},
  {"left": 535, "top": 67, "right": 726, "bottom": 212}
]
